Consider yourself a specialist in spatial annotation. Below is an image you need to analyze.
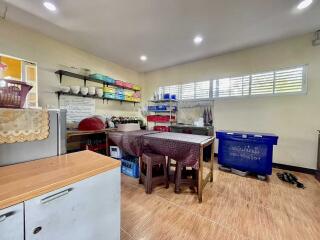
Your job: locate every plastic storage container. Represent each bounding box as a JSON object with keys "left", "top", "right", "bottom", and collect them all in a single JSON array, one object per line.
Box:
[
  {"left": 147, "top": 115, "right": 175, "bottom": 122},
  {"left": 216, "top": 131, "right": 278, "bottom": 176},
  {"left": 89, "top": 74, "right": 115, "bottom": 84},
  {"left": 163, "top": 93, "right": 170, "bottom": 100},
  {"left": 154, "top": 126, "right": 170, "bottom": 132},
  {"left": 121, "top": 156, "right": 139, "bottom": 178}
]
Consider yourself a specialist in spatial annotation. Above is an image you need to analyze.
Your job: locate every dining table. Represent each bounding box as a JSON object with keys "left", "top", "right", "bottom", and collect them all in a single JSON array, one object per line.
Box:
[{"left": 107, "top": 130, "right": 215, "bottom": 202}]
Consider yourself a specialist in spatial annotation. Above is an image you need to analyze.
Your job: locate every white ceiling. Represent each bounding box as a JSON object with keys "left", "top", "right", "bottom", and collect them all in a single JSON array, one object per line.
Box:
[{"left": 2, "top": 0, "right": 320, "bottom": 72}]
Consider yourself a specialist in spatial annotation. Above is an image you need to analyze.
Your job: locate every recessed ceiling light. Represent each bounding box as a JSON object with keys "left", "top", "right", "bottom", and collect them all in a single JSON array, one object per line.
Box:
[
  {"left": 297, "top": 0, "right": 313, "bottom": 10},
  {"left": 193, "top": 35, "right": 203, "bottom": 45},
  {"left": 43, "top": 1, "right": 57, "bottom": 12},
  {"left": 140, "top": 55, "right": 147, "bottom": 61}
]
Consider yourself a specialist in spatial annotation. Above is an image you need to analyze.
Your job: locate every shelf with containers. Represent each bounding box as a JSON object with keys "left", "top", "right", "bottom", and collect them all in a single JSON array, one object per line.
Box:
[
  {"left": 147, "top": 96, "right": 178, "bottom": 132},
  {"left": 55, "top": 70, "right": 141, "bottom": 105}
]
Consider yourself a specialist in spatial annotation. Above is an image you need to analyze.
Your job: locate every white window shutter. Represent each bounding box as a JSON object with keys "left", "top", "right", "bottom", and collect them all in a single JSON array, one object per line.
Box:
[
  {"left": 275, "top": 67, "right": 304, "bottom": 93},
  {"left": 181, "top": 83, "right": 195, "bottom": 100},
  {"left": 251, "top": 71, "right": 274, "bottom": 95},
  {"left": 195, "top": 80, "right": 210, "bottom": 99},
  {"left": 159, "top": 66, "right": 306, "bottom": 101}
]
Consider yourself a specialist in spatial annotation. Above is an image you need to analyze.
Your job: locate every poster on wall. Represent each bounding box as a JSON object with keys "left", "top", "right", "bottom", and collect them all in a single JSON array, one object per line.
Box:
[{"left": 59, "top": 95, "right": 95, "bottom": 122}]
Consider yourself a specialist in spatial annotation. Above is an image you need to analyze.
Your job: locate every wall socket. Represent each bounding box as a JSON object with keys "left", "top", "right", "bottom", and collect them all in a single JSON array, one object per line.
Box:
[{"left": 312, "top": 30, "right": 320, "bottom": 46}]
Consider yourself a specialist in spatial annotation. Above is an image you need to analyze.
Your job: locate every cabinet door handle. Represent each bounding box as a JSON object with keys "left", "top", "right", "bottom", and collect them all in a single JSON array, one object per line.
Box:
[
  {"left": 0, "top": 211, "right": 15, "bottom": 223},
  {"left": 41, "top": 188, "right": 73, "bottom": 204},
  {"left": 0, "top": 214, "right": 6, "bottom": 222}
]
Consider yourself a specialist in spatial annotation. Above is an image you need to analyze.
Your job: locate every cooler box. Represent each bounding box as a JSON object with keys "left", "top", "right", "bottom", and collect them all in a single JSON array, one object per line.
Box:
[{"left": 216, "top": 131, "right": 278, "bottom": 175}]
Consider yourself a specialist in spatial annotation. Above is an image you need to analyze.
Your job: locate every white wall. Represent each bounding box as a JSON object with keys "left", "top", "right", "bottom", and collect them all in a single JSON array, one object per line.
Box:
[
  {"left": 0, "top": 20, "right": 144, "bottom": 117},
  {"left": 144, "top": 33, "right": 320, "bottom": 169}
]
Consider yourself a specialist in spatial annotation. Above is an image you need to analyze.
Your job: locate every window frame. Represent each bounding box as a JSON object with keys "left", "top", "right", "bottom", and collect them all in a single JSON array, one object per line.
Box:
[{"left": 158, "top": 65, "right": 308, "bottom": 102}]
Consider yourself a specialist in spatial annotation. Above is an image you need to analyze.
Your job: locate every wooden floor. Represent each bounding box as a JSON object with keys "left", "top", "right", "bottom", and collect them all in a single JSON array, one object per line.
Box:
[{"left": 121, "top": 163, "right": 320, "bottom": 240}]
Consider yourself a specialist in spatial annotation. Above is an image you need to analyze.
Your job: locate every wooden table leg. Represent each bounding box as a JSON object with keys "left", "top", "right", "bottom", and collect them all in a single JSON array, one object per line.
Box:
[
  {"left": 198, "top": 145, "right": 204, "bottom": 203},
  {"left": 175, "top": 161, "right": 182, "bottom": 193},
  {"left": 210, "top": 140, "right": 214, "bottom": 182}
]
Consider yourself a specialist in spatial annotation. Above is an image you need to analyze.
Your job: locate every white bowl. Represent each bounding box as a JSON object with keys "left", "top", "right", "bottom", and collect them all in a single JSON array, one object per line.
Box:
[
  {"left": 96, "top": 88, "right": 103, "bottom": 97},
  {"left": 88, "top": 86, "right": 96, "bottom": 95},
  {"left": 70, "top": 86, "right": 80, "bottom": 94},
  {"left": 97, "top": 88, "right": 103, "bottom": 97},
  {"left": 60, "top": 86, "right": 70, "bottom": 93},
  {"left": 80, "top": 87, "right": 89, "bottom": 95}
]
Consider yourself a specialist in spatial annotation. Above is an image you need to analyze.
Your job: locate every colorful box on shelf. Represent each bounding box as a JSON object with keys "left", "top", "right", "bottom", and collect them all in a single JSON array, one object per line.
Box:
[
  {"left": 115, "top": 88, "right": 124, "bottom": 94},
  {"left": 133, "top": 92, "right": 141, "bottom": 98},
  {"left": 124, "top": 89, "right": 134, "bottom": 97},
  {"left": 133, "top": 85, "right": 141, "bottom": 91},
  {"left": 115, "top": 80, "right": 125, "bottom": 87},
  {"left": 154, "top": 126, "right": 170, "bottom": 132},
  {"left": 123, "top": 82, "right": 134, "bottom": 89},
  {"left": 115, "top": 93, "right": 125, "bottom": 100},
  {"left": 89, "top": 74, "right": 115, "bottom": 84},
  {"left": 132, "top": 97, "right": 141, "bottom": 103},
  {"left": 147, "top": 115, "right": 175, "bottom": 122},
  {"left": 104, "top": 92, "right": 116, "bottom": 99},
  {"left": 125, "top": 96, "right": 134, "bottom": 102},
  {"left": 103, "top": 86, "right": 116, "bottom": 93}
]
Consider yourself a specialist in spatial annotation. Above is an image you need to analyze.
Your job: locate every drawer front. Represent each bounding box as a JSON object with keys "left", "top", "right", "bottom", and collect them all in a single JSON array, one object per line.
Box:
[
  {"left": 25, "top": 168, "right": 121, "bottom": 240},
  {"left": 0, "top": 203, "right": 24, "bottom": 240}
]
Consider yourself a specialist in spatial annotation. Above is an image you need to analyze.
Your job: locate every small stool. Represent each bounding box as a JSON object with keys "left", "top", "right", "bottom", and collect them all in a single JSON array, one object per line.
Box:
[
  {"left": 168, "top": 159, "right": 197, "bottom": 193},
  {"left": 139, "top": 153, "right": 169, "bottom": 194}
]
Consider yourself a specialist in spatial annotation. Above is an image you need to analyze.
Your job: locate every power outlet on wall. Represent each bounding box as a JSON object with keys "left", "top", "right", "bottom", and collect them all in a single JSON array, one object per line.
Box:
[{"left": 312, "top": 30, "right": 320, "bottom": 46}]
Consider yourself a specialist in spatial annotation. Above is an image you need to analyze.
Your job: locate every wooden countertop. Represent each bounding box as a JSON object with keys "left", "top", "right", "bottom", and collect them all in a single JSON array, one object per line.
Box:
[{"left": 0, "top": 150, "right": 120, "bottom": 209}]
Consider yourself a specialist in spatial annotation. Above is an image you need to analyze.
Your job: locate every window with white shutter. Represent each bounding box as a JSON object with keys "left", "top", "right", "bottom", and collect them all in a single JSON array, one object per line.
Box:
[
  {"left": 274, "top": 67, "right": 304, "bottom": 94},
  {"left": 251, "top": 71, "right": 274, "bottom": 95},
  {"left": 195, "top": 80, "right": 210, "bottom": 99},
  {"left": 181, "top": 83, "right": 195, "bottom": 100},
  {"left": 158, "top": 65, "right": 306, "bottom": 101}
]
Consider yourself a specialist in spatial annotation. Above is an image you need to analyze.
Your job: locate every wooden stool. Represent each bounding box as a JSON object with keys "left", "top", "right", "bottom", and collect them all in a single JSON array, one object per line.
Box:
[
  {"left": 139, "top": 153, "right": 169, "bottom": 194},
  {"left": 168, "top": 159, "right": 197, "bottom": 193}
]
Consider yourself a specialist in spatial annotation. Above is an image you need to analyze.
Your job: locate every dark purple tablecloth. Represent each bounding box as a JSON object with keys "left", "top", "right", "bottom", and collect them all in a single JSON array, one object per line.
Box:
[
  {"left": 108, "top": 130, "right": 159, "bottom": 157},
  {"left": 143, "top": 132, "right": 212, "bottom": 169}
]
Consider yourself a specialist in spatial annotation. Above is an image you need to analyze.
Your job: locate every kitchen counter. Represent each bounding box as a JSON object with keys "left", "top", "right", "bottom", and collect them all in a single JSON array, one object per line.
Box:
[{"left": 0, "top": 150, "right": 120, "bottom": 209}]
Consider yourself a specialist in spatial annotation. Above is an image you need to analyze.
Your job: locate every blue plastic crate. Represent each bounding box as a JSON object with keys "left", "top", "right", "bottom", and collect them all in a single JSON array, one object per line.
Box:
[
  {"left": 163, "top": 93, "right": 170, "bottom": 99},
  {"left": 121, "top": 156, "right": 139, "bottom": 178},
  {"left": 216, "top": 131, "right": 278, "bottom": 176},
  {"left": 148, "top": 106, "right": 157, "bottom": 111},
  {"left": 156, "top": 105, "right": 167, "bottom": 111}
]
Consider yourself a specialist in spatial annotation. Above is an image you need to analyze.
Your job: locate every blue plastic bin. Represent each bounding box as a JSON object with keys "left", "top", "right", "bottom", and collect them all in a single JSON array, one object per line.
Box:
[
  {"left": 216, "top": 131, "right": 278, "bottom": 176},
  {"left": 121, "top": 156, "right": 139, "bottom": 178}
]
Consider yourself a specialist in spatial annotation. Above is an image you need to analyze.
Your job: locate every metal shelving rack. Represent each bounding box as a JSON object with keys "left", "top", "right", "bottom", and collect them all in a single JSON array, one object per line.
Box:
[{"left": 147, "top": 99, "right": 178, "bottom": 130}]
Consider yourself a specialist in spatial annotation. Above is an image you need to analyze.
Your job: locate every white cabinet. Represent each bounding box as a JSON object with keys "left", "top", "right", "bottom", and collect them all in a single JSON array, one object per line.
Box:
[
  {"left": 0, "top": 203, "right": 24, "bottom": 240},
  {"left": 24, "top": 168, "right": 120, "bottom": 240}
]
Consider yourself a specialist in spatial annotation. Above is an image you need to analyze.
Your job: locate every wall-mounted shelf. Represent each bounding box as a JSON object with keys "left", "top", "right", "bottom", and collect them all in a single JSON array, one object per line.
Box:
[
  {"left": 55, "top": 70, "right": 141, "bottom": 92},
  {"left": 56, "top": 91, "right": 140, "bottom": 105},
  {"left": 55, "top": 70, "right": 141, "bottom": 105}
]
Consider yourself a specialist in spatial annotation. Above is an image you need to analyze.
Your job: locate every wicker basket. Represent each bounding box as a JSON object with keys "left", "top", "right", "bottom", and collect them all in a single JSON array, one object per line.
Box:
[{"left": 0, "top": 79, "right": 33, "bottom": 108}]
